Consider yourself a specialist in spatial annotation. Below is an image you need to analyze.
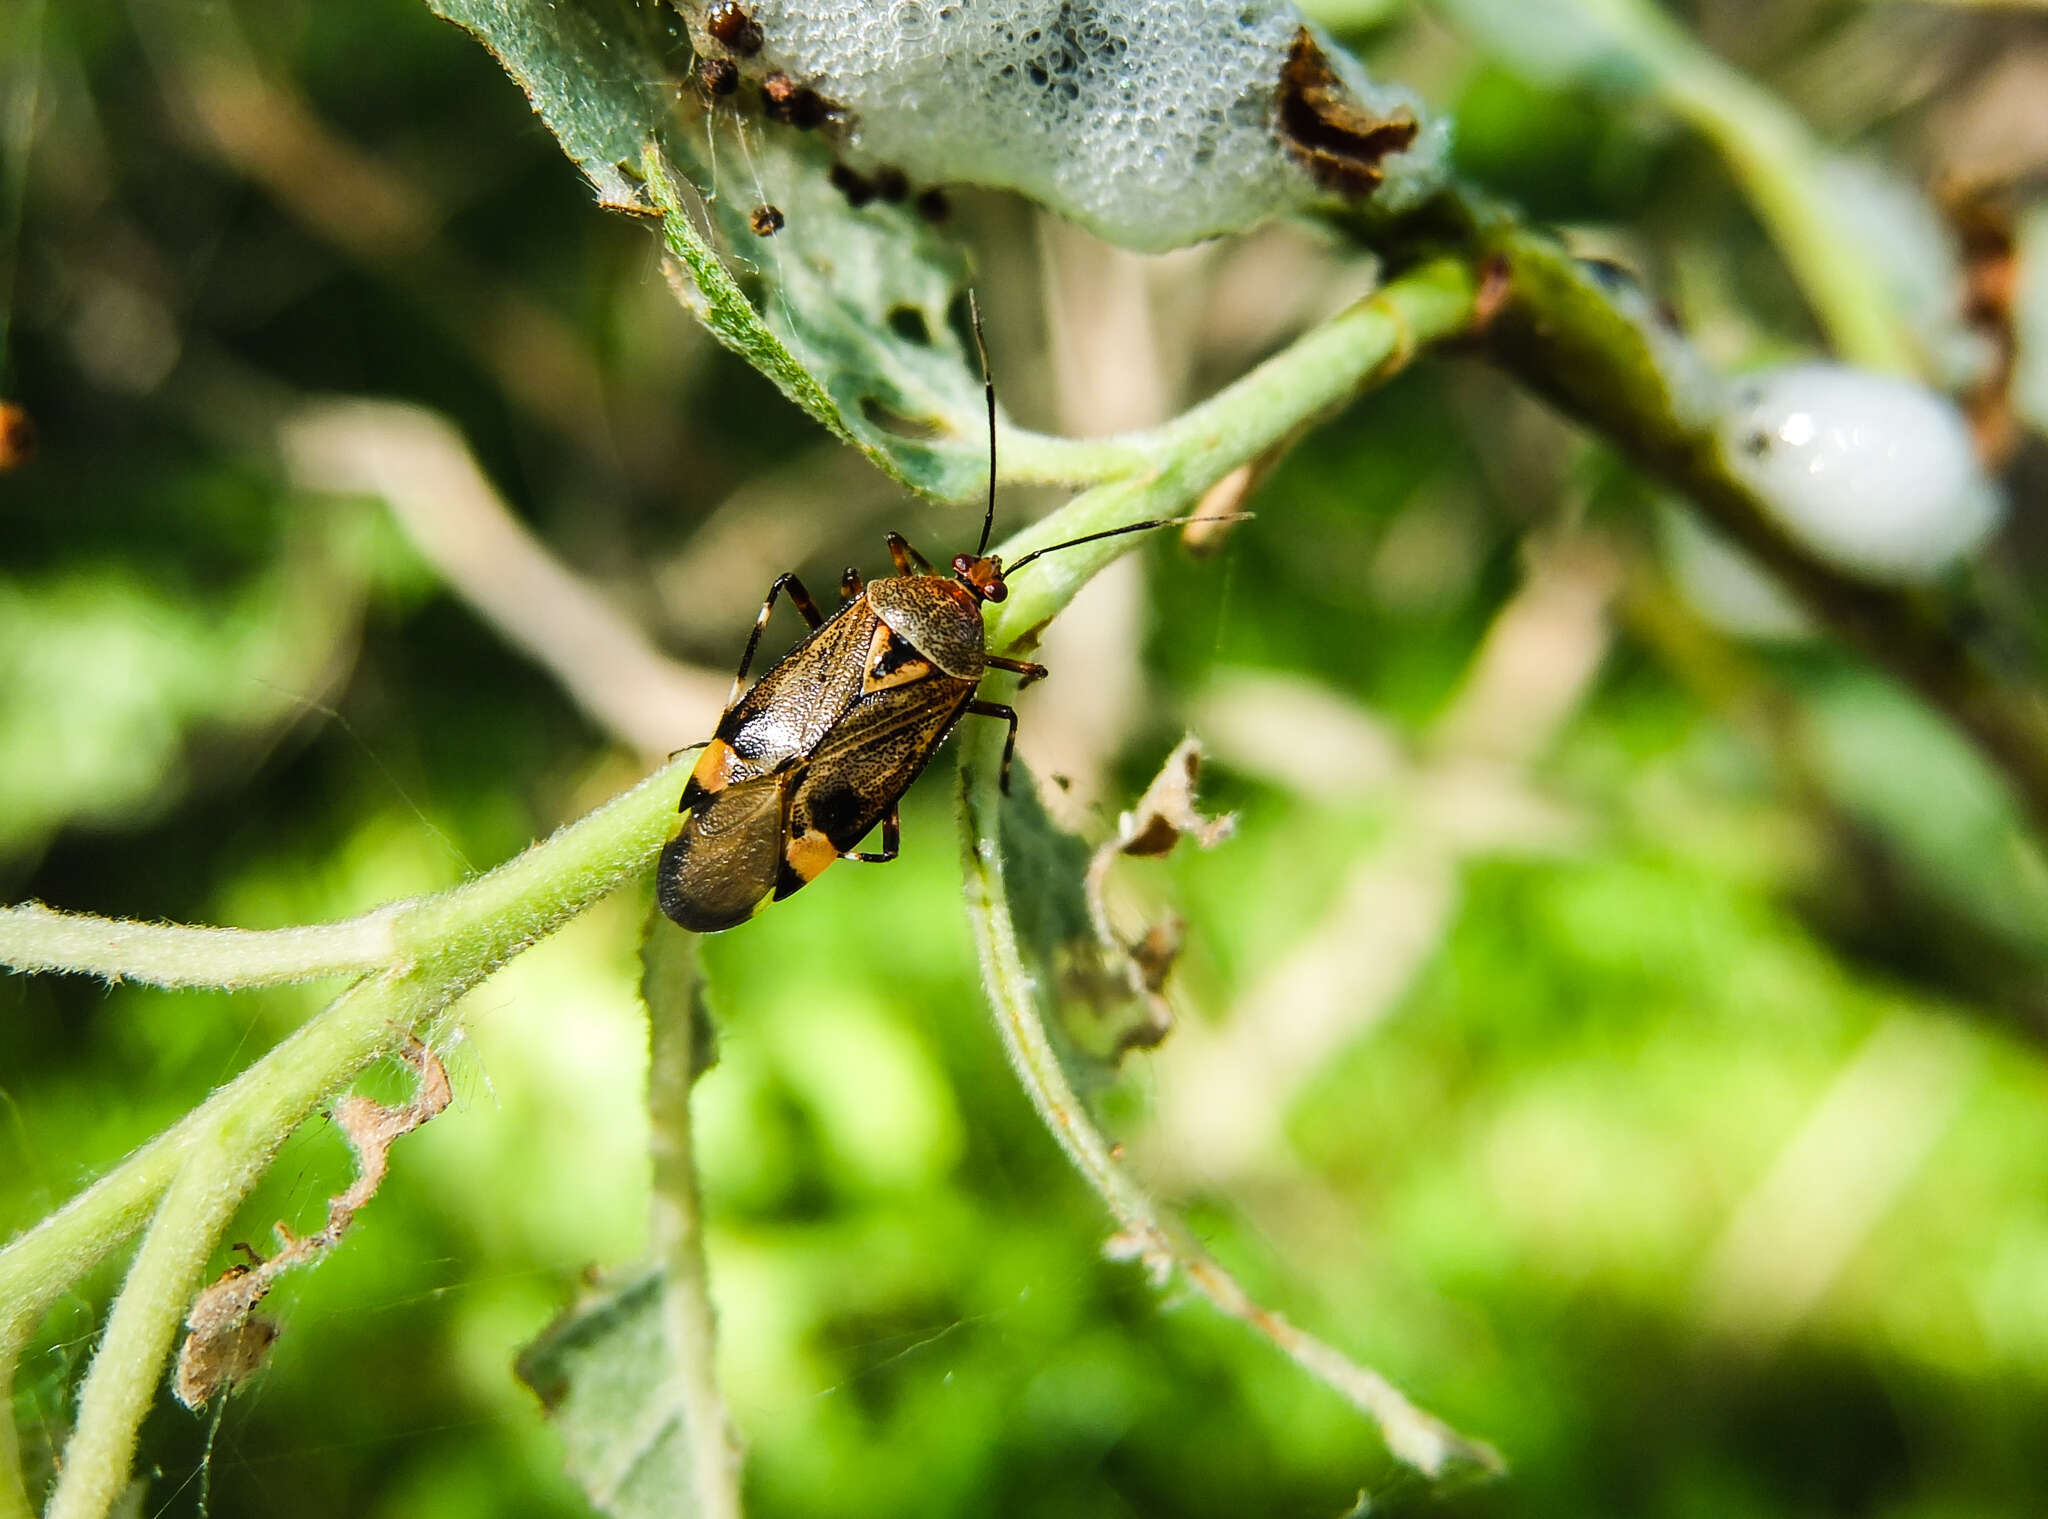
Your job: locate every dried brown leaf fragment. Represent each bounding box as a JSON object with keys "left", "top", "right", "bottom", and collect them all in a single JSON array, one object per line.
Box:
[
  {"left": 1064, "top": 738, "right": 1237, "bottom": 1059},
  {"left": 1276, "top": 29, "right": 1419, "bottom": 199},
  {"left": 174, "top": 1040, "right": 452, "bottom": 1408}
]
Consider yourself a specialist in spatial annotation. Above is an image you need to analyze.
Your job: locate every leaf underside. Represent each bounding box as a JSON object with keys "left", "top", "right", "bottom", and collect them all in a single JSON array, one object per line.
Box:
[
  {"left": 425, "top": 0, "right": 992, "bottom": 498},
  {"left": 516, "top": 1269, "right": 697, "bottom": 1519}
]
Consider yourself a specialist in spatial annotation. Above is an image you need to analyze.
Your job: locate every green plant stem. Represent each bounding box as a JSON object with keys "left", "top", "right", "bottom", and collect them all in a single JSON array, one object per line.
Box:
[
  {"left": 641, "top": 916, "right": 744, "bottom": 1519},
  {"left": 954, "top": 721, "right": 1499, "bottom": 1478},
  {"left": 0, "top": 903, "right": 401, "bottom": 988},
  {"left": 46, "top": 1137, "right": 248, "bottom": 1519},
  {"left": 985, "top": 257, "right": 1479, "bottom": 650},
  {"left": 997, "top": 428, "right": 1152, "bottom": 490},
  {"left": 0, "top": 754, "right": 693, "bottom": 1510}
]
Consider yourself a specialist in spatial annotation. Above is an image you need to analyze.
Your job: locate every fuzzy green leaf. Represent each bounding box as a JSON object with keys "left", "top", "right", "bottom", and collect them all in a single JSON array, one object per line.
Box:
[
  {"left": 516, "top": 1270, "right": 699, "bottom": 1519},
  {"left": 424, "top": 0, "right": 990, "bottom": 497}
]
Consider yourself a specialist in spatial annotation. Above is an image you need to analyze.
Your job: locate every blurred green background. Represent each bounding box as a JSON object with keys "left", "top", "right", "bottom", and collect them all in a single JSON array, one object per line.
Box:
[{"left": 6, "top": 0, "right": 2048, "bottom": 1515}]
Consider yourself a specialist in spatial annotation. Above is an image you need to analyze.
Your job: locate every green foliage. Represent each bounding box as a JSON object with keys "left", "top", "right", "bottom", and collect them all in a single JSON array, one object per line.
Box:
[{"left": 6, "top": 0, "right": 2048, "bottom": 1516}]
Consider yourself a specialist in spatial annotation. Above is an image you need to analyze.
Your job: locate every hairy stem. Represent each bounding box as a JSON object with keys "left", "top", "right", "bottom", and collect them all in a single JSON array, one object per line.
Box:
[
  {"left": 985, "top": 257, "right": 1479, "bottom": 651},
  {"left": 954, "top": 721, "right": 1499, "bottom": 1478},
  {"left": 0, "top": 903, "right": 400, "bottom": 989},
  {"left": 941, "top": 258, "right": 1495, "bottom": 1476},
  {"left": 0, "top": 754, "right": 694, "bottom": 1507},
  {"left": 46, "top": 1137, "right": 249, "bottom": 1519},
  {"left": 2, "top": 256, "right": 1478, "bottom": 1507},
  {"left": 641, "top": 916, "right": 744, "bottom": 1519}
]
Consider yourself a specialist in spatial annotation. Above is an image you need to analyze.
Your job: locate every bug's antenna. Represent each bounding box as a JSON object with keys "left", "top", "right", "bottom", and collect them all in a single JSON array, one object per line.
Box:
[
  {"left": 1004, "top": 513, "right": 1254, "bottom": 576},
  {"left": 968, "top": 290, "right": 998, "bottom": 557}
]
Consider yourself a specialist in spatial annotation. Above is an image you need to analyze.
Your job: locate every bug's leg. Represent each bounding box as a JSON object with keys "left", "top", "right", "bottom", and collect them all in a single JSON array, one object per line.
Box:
[
  {"left": 885, "top": 532, "right": 935, "bottom": 577},
  {"left": 840, "top": 566, "right": 865, "bottom": 602},
  {"left": 841, "top": 806, "right": 900, "bottom": 864},
  {"left": 985, "top": 655, "right": 1048, "bottom": 689},
  {"left": 966, "top": 699, "right": 1022, "bottom": 792},
  {"left": 727, "top": 572, "right": 827, "bottom": 710}
]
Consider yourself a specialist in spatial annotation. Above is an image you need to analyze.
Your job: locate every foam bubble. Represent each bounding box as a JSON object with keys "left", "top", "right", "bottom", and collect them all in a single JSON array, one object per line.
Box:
[{"left": 1720, "top": 363, "right": 2002, "bottom": 584}]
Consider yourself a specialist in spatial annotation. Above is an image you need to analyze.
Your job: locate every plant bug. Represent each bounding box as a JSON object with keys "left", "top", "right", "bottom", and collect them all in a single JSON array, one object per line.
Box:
[{"left": 656, "top": 300, "right": 1243, "bottom": 934}]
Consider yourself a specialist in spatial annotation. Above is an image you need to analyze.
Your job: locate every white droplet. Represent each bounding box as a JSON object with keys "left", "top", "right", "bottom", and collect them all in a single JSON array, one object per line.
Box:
[{"left": 1719, "top": 362, "right": 2002, "bottom": 584}]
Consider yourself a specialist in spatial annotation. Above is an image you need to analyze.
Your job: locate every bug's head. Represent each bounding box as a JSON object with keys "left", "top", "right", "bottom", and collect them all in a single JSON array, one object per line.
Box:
[{"left": 952, "top": 552, "right": 1008, "bottom": 602}]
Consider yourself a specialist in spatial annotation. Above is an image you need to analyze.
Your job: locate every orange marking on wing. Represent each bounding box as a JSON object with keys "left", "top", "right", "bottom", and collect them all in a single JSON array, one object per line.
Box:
[
  {"left": 783, "top": 827, "right": 839, "bottom": 884},
  {"left": 861, "top": 622, "right": 935, "bottom": 695},
  {"left": 690, "top": 738, "right": 740, "bottom": 795}
]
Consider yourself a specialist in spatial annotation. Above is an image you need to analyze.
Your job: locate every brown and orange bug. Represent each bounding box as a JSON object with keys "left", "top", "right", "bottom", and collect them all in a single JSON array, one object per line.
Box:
[{"left": 656, "top": 300, "right": 1239, "bottom": 933}]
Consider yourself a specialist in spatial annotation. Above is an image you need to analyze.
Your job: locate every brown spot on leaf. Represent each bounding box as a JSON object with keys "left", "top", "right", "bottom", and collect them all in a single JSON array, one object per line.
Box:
[
  {"left": 749, "top": 203, "right": 785, "bottom": 236},
  {"left": 1276, "top": 28, "right": 1419, "bottom": 199},
  {"left": 830, "top": 162, "right": 876, "bottom": 207}
]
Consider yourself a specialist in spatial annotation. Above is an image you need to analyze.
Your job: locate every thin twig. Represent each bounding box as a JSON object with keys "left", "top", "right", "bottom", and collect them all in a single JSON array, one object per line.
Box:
[
  {"left": 641, "top": 916, "right": 744, "bottom": 1519},
  {"left": 0, "top": 901, "right": 400, "bottom": 988},
  {"left": 46, "top": 1137, "right": 253, "bottom": 1519}
]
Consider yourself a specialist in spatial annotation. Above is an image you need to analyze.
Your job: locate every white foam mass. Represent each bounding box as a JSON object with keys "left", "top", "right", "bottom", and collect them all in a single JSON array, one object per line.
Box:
[
  {"left": 687, "top": 0, "right": 1445, "bottom": 252},
  {"left": 1719, "top": 363, "right": 2002, "bottom": 584}
]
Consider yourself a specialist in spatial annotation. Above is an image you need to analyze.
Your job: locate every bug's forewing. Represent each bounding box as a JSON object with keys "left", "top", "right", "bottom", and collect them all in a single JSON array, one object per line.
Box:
[
  {"left": 718, "top": 600, "right": 876, "bottom": 777},
  {"left": 657, "top": 773, "right": 788, "bottom": 933},
  {"left": 778, "top": 676, "right": 977, "bottom": 893}
]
